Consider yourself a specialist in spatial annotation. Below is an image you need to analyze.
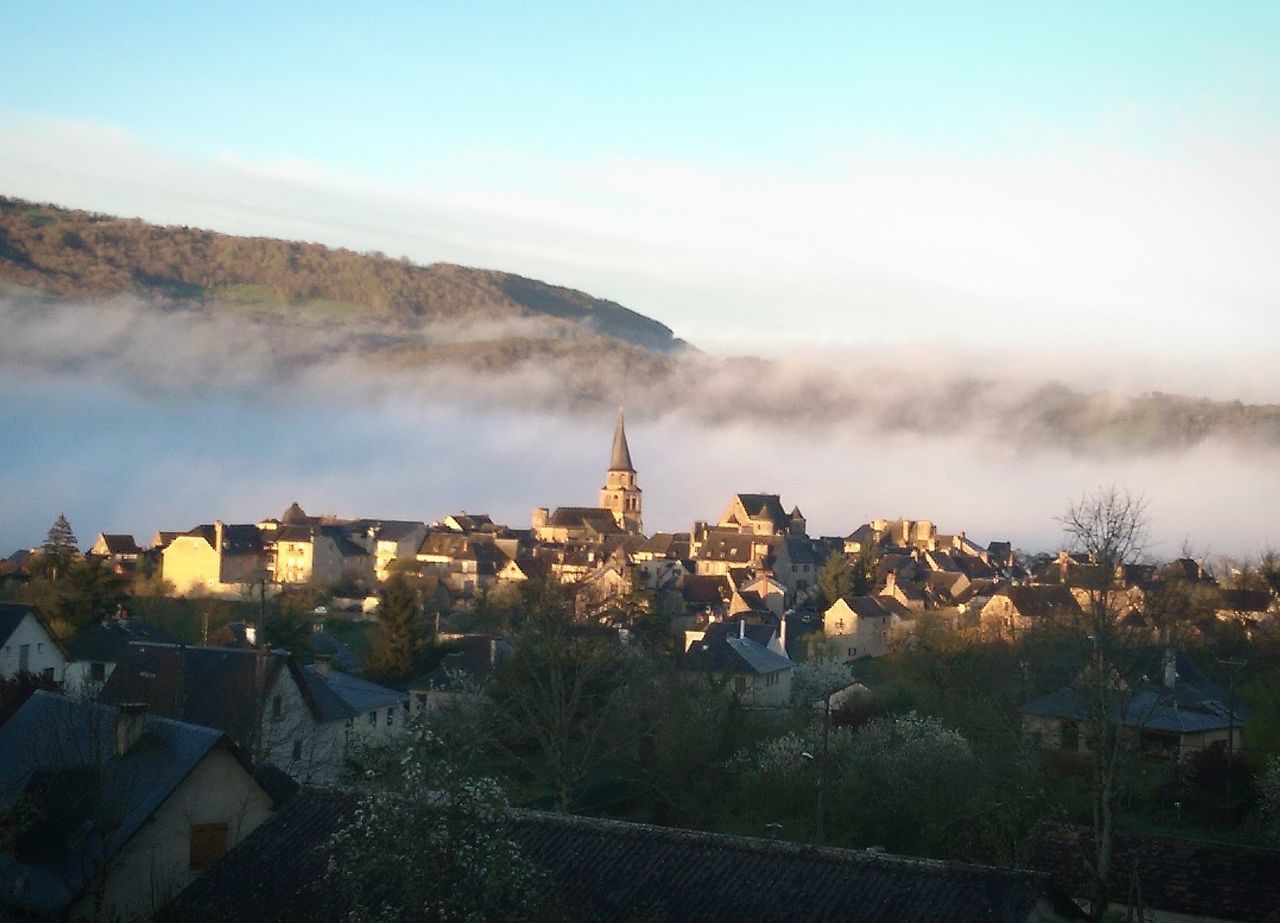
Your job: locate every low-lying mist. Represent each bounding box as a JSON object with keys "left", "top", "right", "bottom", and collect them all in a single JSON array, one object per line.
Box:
[{"left": 2, "top": 296, "right": 1277, "bottom": 558}]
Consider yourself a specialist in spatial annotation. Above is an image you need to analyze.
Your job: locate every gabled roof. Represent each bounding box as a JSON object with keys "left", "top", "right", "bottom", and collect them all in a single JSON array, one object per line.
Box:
[
  {"left": 403, "top": 635, "right": 511, "bottom": 692},
  {"left": 0, "top": 692, "right": 247, "bottom": 918},
  {"left": 1000, "top": 584, "right": 1081, "bottom": 619},
  {"left": 638, "top": 532, "right": 691, "bottom": 558},
  {"left": 159, "top": 789, "right": 1082, "bottom": 923},
  {"left": 99, "top": 643, "right": 297, "bottom": 743},
  {"left": 179, "top": 523, "right": 264, "bottom": 555},
  {"left": 300, "top": 666, "right": 406, "bottom": 722},
  {"left": 684, "top": 621, "right": 790, "bottom": 676},
  {"left": 1020, "top": 651, "right": 1247, "bottom": 734},
  {"left": 0, "top": 602, "right": 64, "bottom": 654},
  {"left": 547, "top": 507, "right": 622, "bottom": 534},
  {"left": 731, "top": 493, "right": 788, "bottom": 527},
  {"left": 65, "top": 618, "right": 181, "bottom": 664},
  {"left": 93, "top": 533, "right": 142, "bottom": 556}
]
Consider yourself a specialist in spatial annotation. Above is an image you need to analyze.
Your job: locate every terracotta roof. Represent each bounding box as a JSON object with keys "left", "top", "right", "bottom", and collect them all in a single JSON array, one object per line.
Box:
[
  {"left": 160, "top": 789, "right": 1082, "bottom": 922},
  {"left": 1029, "top": 827, "right": 1280, "bottom": 922}
]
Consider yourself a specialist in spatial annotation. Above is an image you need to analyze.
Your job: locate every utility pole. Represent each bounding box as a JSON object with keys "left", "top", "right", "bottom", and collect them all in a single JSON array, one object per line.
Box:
[{"left": 818, "top": 690, "right": 831, "bottom": 845}]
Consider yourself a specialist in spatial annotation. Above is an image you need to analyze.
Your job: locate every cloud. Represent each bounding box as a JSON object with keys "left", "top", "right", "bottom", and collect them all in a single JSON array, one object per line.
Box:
[
  {"left": 2, "top": 114, "right": 1278, "bottom": 361},
  {"left": 2, "top": 294, "right": 1279, "bottom": 558}
]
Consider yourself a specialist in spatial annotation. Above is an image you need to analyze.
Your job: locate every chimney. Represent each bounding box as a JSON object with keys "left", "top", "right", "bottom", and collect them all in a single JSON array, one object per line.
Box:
[
  {"left": 115, "top": 703, "right": 147, "bottom": 755},
  {"left": 779, "top": 612, "right": 788, "bottom": 656},
  {"left": 532, "top": 508, "right": 549, "bottom": 530},
  {"left": 738, "top": 619, "right": 746, "bottom": 640},
  {"left": 214, "top": 519, "right": 225, "bottom": 551},
  {"left": 490, "top": 638, "right": 498, "bottom": 667},
  {"left": 1163, "top": 648, "right": 1177, "bottom": 689},
  {"left": 884, "top": 571, "right": 897, "bottom": 595}
]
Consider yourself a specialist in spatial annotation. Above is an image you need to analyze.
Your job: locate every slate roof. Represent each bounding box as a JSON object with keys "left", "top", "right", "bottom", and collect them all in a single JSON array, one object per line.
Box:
[
  {"left": 682, "top": 574, "right": 734, "bottom": 606},
  {"left": 1029, "top": 827, "right": 1280, "bottom": 923},
  {"left": 64, "top": 618, "right": 181, "bottom": 663},
  {"left": 609, "top": 410, "right": 635, "bottom": 471},
  {"left": 0, "top": 692, "right": 245, "bottom": 919},
  {"left": 733, "top": 493, "right": 789, "bottom": 527},
  {"left": 1020, "top": 651, "right": 1247, "bottom": 735},
  {"left": 0, "top": 602, "right": 41, "bottom": 648},
  {"left": 1000, "top": 585, "right": 1081, "bottom": 619},
  {"left": 184, "top": 523, "right": 264, "bottom": 554},
  {"left": 639, "top": 532, "right": 692, "bottom": 558},
  {"left": 403, "top": 635, "right": 510, "bottom": 692},
  {"left": 683, "top": 621, "right": 790, "bottom": 676},
  {"left": 0, "top": 603, "right": 66, "bottom": 661},
  {"left": 547, "top": 507, "right": 623, "bottom": 533},
  {"left": 99, "top": 643, "right": 296, "bottom": 745},
  {"left": 159, "top": 788, "right": 1082, "bottom": 923},
  {"left": 299, "top": 666, "right": 406, "bottom": 722},
  {"left": 93, "top": 533, "right": 142, "bottom": 556}
]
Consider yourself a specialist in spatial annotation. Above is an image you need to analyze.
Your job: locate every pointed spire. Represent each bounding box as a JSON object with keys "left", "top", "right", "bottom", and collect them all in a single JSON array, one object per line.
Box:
[{"left": 609, "top": 409, "right": 635, "bottom": 472}]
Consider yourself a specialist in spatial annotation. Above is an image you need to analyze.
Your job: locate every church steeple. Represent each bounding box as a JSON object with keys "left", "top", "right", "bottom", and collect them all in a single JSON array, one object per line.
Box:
[
  {"left": 609, "top": 409, "right": 635, "bottom": 472},
  {"left": 600, "top": 410, "right": 642, "bottom": 534}
]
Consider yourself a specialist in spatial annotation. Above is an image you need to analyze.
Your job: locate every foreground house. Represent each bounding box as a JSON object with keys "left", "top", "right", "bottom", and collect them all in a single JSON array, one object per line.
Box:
[
  {"left": 0, "top": 602, "right": 66, "bottom": 682},
  {"left": 0, "top": 691, "right": 275, "bottom": 922},
  {"left": 159, "top": 788, "right": 1083, "bottom": 922}
]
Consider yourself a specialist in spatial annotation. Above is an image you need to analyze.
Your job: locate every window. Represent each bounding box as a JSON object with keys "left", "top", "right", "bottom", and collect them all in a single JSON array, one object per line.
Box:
[
  {"left": 18, "top": 644, "right": 29, "bottom": 673},
  {"left": 368, "top": 711, "right": 377, "bottom": 726},
  {"left": 189, "top": 822, "right": 229, "bottom": 871},
  {"left": 386, "top": 707, "right": 394, "bottom": 727},
  {"left": 734, "top": 676, "right": 748, "bottom": 693},
  {"left": 272, "top": 695, "right": 283, "bottom": 719},
  {"left": 90, "top": 662, "right": 106, "bottom": 682},
  {"left": 292, "top": 739, "right": 303, "bottom": 761}
]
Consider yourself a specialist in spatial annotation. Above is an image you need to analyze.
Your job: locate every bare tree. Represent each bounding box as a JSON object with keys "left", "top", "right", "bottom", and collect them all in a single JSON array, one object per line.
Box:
[{"left": 1056, "top": 486, "right": 1150, "bottom": 922}]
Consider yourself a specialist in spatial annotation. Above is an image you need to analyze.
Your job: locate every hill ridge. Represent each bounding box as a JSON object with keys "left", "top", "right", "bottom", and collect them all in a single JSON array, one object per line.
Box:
[{"left": 0, "top": 195, "right": 687, "bottom": 355}]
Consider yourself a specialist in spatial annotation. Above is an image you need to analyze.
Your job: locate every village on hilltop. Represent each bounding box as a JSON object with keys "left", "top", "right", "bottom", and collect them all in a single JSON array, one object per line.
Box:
[{"left": 2, "top": 414, "right": 1279, "bottom": 922}]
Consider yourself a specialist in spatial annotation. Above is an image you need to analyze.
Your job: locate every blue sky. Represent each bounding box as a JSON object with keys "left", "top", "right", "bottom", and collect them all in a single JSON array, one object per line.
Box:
[
  {"left": 2, "top": 2, "right": 1279, "bottom": 354},
  {"left": 8, "top": 3, "right": 1278, "bottom": 171}
]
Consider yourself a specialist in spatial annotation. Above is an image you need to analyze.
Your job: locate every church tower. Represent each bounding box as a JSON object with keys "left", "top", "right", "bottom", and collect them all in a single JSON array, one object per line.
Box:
[{"left": 599, "top": 410, "right": 643, "bottom": 534}]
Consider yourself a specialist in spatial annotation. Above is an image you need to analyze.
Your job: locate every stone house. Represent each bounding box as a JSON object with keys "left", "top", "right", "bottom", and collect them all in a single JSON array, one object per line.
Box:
[
  {"left": 161, "top": 522, "right": 269, "bottom": 598},
  {"left": 820, "top": 596, "right": 914, "bottom": 660},
  {"left": 979, "top": 585, "right": 1082, "bottom": 639},
  {"left": 100, "top": 643, "right": 408, "bottom": 785},
  {"left": 682, "top": 619, "right": 793, "bottom": 708}
]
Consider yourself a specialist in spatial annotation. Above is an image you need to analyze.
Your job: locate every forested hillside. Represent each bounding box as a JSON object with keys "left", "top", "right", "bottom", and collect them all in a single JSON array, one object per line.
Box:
[{"left": 0, "top": 196, "right": 685, "bottom": 354}]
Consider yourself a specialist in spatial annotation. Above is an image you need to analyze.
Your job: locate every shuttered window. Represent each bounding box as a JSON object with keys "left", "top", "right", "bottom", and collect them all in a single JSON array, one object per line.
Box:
[{"left": 189, "top": 822, "right": 229, "bottom": 871}]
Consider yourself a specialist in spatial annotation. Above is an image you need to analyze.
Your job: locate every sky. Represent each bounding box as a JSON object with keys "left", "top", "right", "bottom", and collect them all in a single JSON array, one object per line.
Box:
[
  {"left": 2, "top": 4, "right": 1279, "bottom": 555},
  {"left": 3, "top": 2, "right": 1278, "bottom": 353}
]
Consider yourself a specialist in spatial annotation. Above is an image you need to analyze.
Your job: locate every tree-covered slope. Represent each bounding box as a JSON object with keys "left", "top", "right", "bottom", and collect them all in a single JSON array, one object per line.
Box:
[{"left": 0, "top": 196, "right": 686, "bottom": 354}]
